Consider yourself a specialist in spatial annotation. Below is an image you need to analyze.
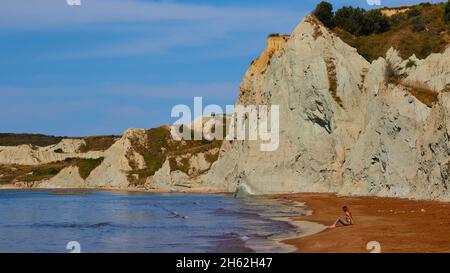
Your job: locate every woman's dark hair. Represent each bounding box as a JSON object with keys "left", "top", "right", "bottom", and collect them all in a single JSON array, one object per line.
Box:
[{"left": 342, "top": 206, "right": 349, "bottom": 212}]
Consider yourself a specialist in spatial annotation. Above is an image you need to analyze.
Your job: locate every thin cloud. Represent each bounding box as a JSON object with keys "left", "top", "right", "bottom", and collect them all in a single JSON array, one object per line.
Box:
[
  {"left": 0, "top": 81, "right": 240, "bottom": 100},
  {"left": 4, "top": 0, "right": 304, "bottom": 59},
  {"left": 0, "top": 0, "right": 302, "bottom": 29}
]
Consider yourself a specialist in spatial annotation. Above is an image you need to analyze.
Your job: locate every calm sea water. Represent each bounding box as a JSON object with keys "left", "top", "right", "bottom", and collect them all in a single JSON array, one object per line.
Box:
[{"left": 0, "top": 190, "right": 306, "bottom": 253}]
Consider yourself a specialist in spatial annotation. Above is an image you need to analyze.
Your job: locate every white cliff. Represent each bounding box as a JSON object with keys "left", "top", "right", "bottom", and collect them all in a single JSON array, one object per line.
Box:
[
  {"left": 85, "top": 128, "right": 146, "bottom": 189},
  {"left": 36, "top": 166, "right": 85, "bottom": 189},
  {"left": 205, "top": 15, "right": 450, "bottom": 201},
  {"left": 0, "top": 138, "right": 103, "bottom": 166}
]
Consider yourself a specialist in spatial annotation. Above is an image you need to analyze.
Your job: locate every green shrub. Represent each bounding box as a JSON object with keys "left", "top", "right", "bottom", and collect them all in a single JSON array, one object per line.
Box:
[
  {"left": 445, "top": 0, "right": 450, "bottom": 22},
  {"left": 314, "top": 1, "right": 334, "bottom": 28},
  {"left": 390, "top": 12, "right": 406, "bottom": 25},
  {"left": 314, "top": 3, "right": 391, "bottom": 36},
  {"left": 75, "top": 158, "right": 104, "bottom": 180},
  {"left": 54, "top": 148, "right": 64, "bottom": 154},
  {"left": 363, "top": 9, "right": 390, "bottom": 34},
  {"left": 333, "top": 3, "right": 449, "bottom": 61},
  {"left": 407, "top": 8, "right": 422, "bottom": 18},
  {"left": 204, "top": 150, "right": 220, "bottom": 164},
  {"left": 401, "top": 80, "right": 438, "bottom": 107},
  {"left": 78, "top": 136, "right": 119, "bottom": 152},
  {"left": 18, "top": 166, "right": 62, "bottom": 182},
  {"left": 405, "top": 59, "right": 417, "bottom": 69},
  {"left": 334, "top": 6, "right": 366, "bottom": 35},
  {"left": 411, "top": 17, "right": 426, "bottom": 32},
  {"left": 169, "top": 157, "right": 190, "bottom": 174},
  {"left": 419, "top": 2, "right": 432, "bottom": 7},
  {"left": 385, "top": 62, "right": 403, "bottom": 83},
  {"left": 0, "top": 133, "right": 63, "bottom": 147},
  {"left": 333, "top": 7, "right": 389, "bottom": 36},
  {"left": 420, "top": 43, "right": 433, "bottom": 57}
]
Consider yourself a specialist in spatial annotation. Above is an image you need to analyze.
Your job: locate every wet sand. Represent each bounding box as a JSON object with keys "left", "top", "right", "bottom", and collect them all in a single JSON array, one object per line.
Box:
[
  {"left": 274, "top": 193, "right": 450, "bottom": 253},
  {"left": 0, "top": 185, "right": 224, "bottom": 194}
]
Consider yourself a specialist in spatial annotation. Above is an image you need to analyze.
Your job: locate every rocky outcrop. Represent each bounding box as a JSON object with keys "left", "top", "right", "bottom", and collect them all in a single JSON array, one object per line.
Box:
[
  {"left": 84, "top": 128, "right": 146, "bottom": 188},
  {"left": 205, "top": 15, "right": 450, "bottom": 201},
  {"left": 144, "top": 160, "right": 190, "bottom": 190},
  {"left": 36, "top": 166, "right": 85, "bottom": 189},
  {"left": 380, "top": 7, "right": 410, "bottom": 17},
  {"left": 0, "top": 139, "right": 103, "bottom": 166},
  {"left": 44, "top": 138, "right": 86, "bottom": 153},
  {"left": 0, "top": 126, "right": 221, "bottom": 190}
]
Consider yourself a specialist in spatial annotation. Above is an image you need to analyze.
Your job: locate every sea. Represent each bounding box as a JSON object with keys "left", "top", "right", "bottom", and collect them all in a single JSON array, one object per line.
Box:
[{"left": 0, "top": 190, "right": 307, "bottom": 253}]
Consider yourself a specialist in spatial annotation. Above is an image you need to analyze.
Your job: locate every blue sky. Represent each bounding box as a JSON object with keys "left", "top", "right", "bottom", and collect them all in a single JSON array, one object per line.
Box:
[{"left": 0, "top": 0, "right": 442, "bottom": 136}]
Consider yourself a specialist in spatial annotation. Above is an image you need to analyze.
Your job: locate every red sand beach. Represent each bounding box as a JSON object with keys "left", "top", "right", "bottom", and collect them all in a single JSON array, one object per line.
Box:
[{"left": 273, "top": 193, "right": 450, "bottom": 253}]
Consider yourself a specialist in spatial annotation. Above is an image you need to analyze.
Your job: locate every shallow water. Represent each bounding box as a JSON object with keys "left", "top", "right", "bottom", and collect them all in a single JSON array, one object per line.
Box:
[{"left": 0, "top": 190, "right": 306, "bottom": 253}]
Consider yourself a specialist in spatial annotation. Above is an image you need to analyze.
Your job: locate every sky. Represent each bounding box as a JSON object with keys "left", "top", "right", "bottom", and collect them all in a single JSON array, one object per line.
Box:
[{"left": 0, "top": 0, "right": 443, "bottom": 136}]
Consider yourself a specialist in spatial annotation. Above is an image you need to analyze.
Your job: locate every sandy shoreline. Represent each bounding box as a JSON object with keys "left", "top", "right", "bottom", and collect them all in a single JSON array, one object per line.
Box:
[
  {"left": 274, "top": 193, "right": 450, "bottom": 253},
  {"left": 2, "top": 187, "right": 449, "bottom": 252},
  {"left": 0, "top": 185, "right": 226, "bottom": 194}
]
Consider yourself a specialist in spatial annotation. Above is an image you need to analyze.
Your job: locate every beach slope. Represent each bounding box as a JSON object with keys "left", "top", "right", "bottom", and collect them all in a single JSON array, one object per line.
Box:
[{"left": 277, "top": 193, "right": 450, "bottom": 253}]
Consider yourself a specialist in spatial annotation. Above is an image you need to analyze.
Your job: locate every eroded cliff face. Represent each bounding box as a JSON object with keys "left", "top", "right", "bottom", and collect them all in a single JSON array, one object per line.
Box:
[
  {"left": 205, "top": 15, "right": 450, "bottom": 201},
  {"left": 0, "top": 139, "right": 103, "bottom": 166},
  {"left": 0, "top": 126, "right": 221, "bottom": 191},
  {"left": 1, "top": 13, "right": 449, "bottom": 200}
]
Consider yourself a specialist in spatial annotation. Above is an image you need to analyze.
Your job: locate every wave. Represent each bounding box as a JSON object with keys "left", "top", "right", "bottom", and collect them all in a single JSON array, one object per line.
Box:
[
  {"left": 169, "top": 211, "right": 189, "bottom": 219},
  {"left": 214, "top": 207, "right": 262, "bottom": 219},
  {"left": 5, "top": 221, "right": 189, "bottom": 230},
  {"left": 222, "top": 232, "right": 251, "bottom": 242},
  {"left": 31, "top": 222, "right": 117, "bottom": 229}
]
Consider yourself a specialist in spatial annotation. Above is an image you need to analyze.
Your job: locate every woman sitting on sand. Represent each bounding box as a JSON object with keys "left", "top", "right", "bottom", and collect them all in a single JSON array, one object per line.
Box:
[{"left": 330, "top": 206, "right": 354, "bottom": 228}]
